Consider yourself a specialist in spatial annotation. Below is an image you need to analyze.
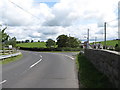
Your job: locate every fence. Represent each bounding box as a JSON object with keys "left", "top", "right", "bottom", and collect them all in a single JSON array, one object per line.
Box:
[{"left": 0, "top": 52, "right": 21, "bottom": 60}]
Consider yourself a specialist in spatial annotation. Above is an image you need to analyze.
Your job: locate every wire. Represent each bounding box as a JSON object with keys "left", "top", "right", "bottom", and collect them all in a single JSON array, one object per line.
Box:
[
  {"left": 8, "top": 0, "right": 41, "bottom": 20},
  {"left": 106, "top": 17, "right": 120, "bottom": 23}
]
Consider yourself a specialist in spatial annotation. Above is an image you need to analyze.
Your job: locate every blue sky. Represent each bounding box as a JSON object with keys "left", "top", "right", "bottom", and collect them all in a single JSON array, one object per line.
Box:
[{"left": 33, "top": 0, "right": 59, "bottom": 7}]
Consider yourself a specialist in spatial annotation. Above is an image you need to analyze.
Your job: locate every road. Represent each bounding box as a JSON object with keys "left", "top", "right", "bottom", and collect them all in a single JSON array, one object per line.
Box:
[{"left": 2, "top": 50, "right": 79, "bottom": 88}]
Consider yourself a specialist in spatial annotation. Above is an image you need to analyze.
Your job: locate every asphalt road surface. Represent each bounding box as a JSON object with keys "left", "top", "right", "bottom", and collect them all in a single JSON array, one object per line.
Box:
[{"left": 2, "top": 50, "right": 79, "bottom": 88}]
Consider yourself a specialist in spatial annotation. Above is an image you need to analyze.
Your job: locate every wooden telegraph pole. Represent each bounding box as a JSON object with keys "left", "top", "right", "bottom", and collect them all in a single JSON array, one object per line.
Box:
[
  {"left": 104, "top": 22, "right": 107, "bottom": 49},
  {"left": 87, "top": 29, "right": 89, "bottom": 44}
]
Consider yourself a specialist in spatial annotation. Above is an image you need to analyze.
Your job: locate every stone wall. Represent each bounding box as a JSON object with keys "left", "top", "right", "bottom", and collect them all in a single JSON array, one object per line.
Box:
[{"left": 84, "top": 49, "right": 120, "bottom": 88}]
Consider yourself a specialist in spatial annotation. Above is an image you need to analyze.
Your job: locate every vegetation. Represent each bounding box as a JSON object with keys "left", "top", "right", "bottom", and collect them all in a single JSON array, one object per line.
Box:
[
  {"left": 16, "top": 42, "right": 46, "bottom": 48},
  {"left": 1, "top": 26, "right": 9, "bottom": 43},
  {"left": 56, "top": 34, "right": 81, "bottom": 48},
  {"left": 91, "top": 40, "right": 119, "bottom": 47},
  {"left": 17, "top": 34, "right": 82, "bottom": 51},
  {"left": 0, "top": 25, "right": 17, "bottom": 49},
  {"left": 76, "top": 53, "right": 113, "bottom": 88},
  {"left": 46, "top": 39, "right": 56, "bottom": 48},
  {"left": 5, "top": 37, "right": 17, "bottom": 47}
]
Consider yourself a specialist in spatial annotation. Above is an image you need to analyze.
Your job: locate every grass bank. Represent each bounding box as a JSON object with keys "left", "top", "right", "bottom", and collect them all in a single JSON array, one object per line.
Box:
[
  {"left": 76, "top": 53, "right": 113, "bottom": 88},
  {"left": 0, "top": 54, "right": 22, "bottom": 64}
]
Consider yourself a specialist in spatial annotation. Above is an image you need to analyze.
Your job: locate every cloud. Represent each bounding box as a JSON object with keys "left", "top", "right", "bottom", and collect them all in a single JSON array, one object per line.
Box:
[{"left": 0, "top": 0, "right": 119, "bottom": 42}]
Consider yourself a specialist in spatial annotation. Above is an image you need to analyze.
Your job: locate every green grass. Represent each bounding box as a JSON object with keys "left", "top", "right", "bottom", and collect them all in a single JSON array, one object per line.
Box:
[
  {"left": 0, "top": 54, "right": 22, "bottom": 64},
  {"left": 16, "top": 42, "right": 46, "bottom": 48},
  {"left": 100, "top": 40, "right": 118, "bottom": 46},
  {"left": 76, "top": 54, "right": 113, "bottom": 88},
  {"left": 91, "top": 40, "right": 119, "bottom": 47}
]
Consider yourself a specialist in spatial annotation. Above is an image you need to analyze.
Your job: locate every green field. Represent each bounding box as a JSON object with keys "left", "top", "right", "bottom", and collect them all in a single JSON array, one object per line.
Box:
[
  {"left": 16, "top": 42, "right": 46, "bottom": 48},
  {"left": 91, "top": 40, "right": 119, "bottom": 47},
  {"left": 100, "top": 40, "right": 119, "bottom": 46}
]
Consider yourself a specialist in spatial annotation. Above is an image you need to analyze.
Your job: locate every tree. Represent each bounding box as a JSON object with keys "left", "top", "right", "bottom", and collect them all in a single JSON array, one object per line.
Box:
[
  {"left": 0, "top": 25, "right": 17, "bottom": 49},
  {"left": 56, "top": 34, "right": 81, "bottom": 48},
  {"left": 56, "top": 34, "right": 68, "bottom": 48},
  {"left": 25, "top": 40, "right": 30, "bottom": 43},
  {"left": 68, "top": 37, "right": 80, "bottom": 48},
  {"left": 46, "top": 39, "right": 56, "bottom": 48},
  {"left": 0, "top": 26, "right": 9, "bottom": 43},
  {"left": 31, "top": 40, "right": 34, "bottom": 43},
  {"left": 38, "top": 40, "right": 40, "bottom": 42},
  {"left": 0, "top": 25, "right": 9, "bottom": 49},
  {"left": 6, "top": 37, "right": 17, "bottom": 47}
]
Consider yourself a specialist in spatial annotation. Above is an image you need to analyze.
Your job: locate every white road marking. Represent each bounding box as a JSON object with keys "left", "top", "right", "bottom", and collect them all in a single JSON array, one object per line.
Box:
[
  {"left": 64, "top": 55, "right": 74, "bottom": 60},
  {"left": 29, "top": 59, "right": 42, "bottom": 68},
  {"left": 0, "top": 80, "right": 7, "bottom": 84},
  {"left": 40, "top": 55, "right": 42, "bottom": 58},
  {"left": 50, "top": 53, "right": 74, "bottom": 60}
]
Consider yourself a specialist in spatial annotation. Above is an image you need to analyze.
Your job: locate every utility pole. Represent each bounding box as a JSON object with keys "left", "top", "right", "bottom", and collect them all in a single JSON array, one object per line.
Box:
[
  {"left": 87, "top": 29, "right": 89, "bottom": 44},
  {"left": 69, "top": 34, "right": 70, "bottom": 37},
  {"left": 104, "top": 22, "right": 107, "bottom": 49}
]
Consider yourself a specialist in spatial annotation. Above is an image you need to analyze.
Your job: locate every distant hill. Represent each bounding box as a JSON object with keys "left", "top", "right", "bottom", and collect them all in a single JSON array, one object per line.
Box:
[{"left": 16, "top": 42, "right": 46, "bottom": 48}]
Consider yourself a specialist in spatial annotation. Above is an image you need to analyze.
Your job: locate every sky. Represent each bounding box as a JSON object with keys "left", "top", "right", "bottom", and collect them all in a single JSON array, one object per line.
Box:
[{"left": 0, "top": 0, "right": 119, "bottom": 42}]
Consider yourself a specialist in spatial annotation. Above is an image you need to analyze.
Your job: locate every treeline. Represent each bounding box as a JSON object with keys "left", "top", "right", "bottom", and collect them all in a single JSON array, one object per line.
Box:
[
  {"left": 46, "top": 34, "right": 81, "bottom": 48},
  {"left": 16, "top": 40, "right": 41, "bottom": 43}
]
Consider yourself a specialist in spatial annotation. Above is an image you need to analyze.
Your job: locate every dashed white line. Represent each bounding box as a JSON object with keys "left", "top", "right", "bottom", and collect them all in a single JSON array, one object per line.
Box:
[
  {"left": 40, "top": 55, "right": 42, "bottom": 58},
  {"left": 29, "top": 59, "right": 42, "bottom": 69},
  {"left": 0, "top": 80, "right": 7, "bottom": 84}
]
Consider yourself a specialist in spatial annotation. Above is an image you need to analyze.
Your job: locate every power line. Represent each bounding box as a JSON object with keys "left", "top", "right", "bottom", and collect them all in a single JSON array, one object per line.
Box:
[
  {"left": 106, "top": 17, "right": 120, "bottom": 23},
  {"left": 8, "top": 0, "right": 41, "bottom": 20}
]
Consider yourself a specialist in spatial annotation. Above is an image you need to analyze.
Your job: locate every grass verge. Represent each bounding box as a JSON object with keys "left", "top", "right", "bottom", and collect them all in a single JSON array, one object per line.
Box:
[
  {"left": 0, "top": 54, "right": 22, "bottom": 64},
  {"left": 76, "top": 53, "right": 113, "bottom": 88}
]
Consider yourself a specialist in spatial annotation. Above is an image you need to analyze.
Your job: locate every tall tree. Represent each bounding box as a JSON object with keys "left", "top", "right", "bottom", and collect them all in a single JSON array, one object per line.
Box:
[
  {"left": 0, "top": 26, "right": 9, "bottom": 43},
  {"left": 56, "top": 34, "right": 68, "bottom": 48},
  {"left": 25, "top": 40, "right": 30, "bottom": 43},
  {"left": 68, "top": 37, "right": 80, "bottom": 48},
  {"left": 56, "top": 34, "right": 81, "bottom": 48},
  {"left": 46, "top": 39, "right": 56, "bottom": 48},
  {"left": 31, "top": 40, "right": 34, "bottom": 43}
]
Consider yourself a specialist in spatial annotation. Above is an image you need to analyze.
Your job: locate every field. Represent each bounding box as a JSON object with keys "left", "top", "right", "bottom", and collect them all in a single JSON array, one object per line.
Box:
[
  {"left": 16, "top": 42, "right": 46, "bottom": 48},
  {"left": 100, "top": 40, "right": 119, "bottom": 46},
  {"left": 91, "top": 40, "right": 119, "bottom": 47}
]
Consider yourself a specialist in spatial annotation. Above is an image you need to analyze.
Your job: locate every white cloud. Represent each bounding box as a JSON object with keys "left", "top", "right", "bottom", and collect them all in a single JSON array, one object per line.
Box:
[{"left": 0, "top": 0, "right": 119, "bottom": 42}]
